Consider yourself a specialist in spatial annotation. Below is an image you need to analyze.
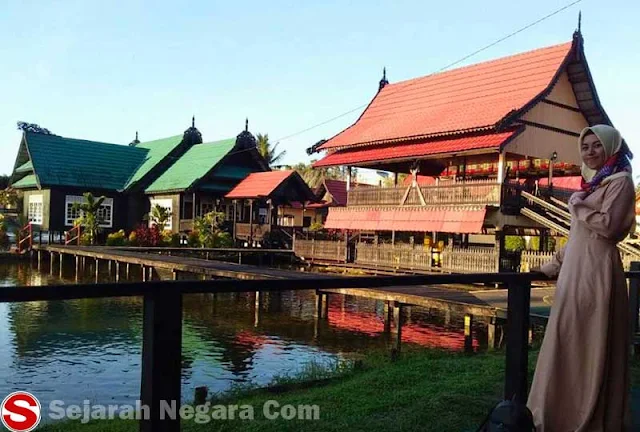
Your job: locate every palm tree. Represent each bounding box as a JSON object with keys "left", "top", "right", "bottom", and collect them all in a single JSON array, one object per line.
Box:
[
  {"left": 72, "top": 192, "right": 106, "bottom": 245},
  {"left": 256, "top": 133, "right": 286, "bottom": 166},
  {"left": 149, "top": 204, "right": 172, "bottom": 231}
]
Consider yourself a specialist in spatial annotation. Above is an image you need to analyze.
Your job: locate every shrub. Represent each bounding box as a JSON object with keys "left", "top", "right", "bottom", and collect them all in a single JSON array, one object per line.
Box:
[
  {"left": 187, "top": 231, "right": 200, "bottom": 247},
  {"left": 79, "top": 232, "right": 93, "bottom": 246},
  {"left": 161, "top": 231, "right": 180, "bottom": 247},
  {"left": 128, "top": 231, "right": 138, "bottom": 246},
  {"left": 504, "top": 236, "right": 526, "bottom": 252},
  {"left": 134, "top": 224, "right": 162, "bottom": 247},
  {"left": 0, "top": 229, "right": 9, "bottom": 251},
  {"left": 106, "top": 230, "right": 127, "bottom": 246}
]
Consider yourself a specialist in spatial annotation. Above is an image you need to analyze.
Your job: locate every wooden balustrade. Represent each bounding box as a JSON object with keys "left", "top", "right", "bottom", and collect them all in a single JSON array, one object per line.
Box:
[
  {"left": 346, "top": 180, "right": 501, "bottom": 207},
  {"left": 441, "top": 245, "right": 498, "bottom": 273},
  {"left": 294, "top": 239, "right": 346, "bottom": 262},
  {"left": 355, "top": 243, "right": 434, "bottom": 271},
  {"left": 235, "top": 223, "right": 271, "bottom": 240}
]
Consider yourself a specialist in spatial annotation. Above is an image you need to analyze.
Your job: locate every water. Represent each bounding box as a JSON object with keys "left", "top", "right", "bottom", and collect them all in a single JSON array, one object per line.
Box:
[{"left": 0, "top": 259, "right": 487, "bottom": 419}]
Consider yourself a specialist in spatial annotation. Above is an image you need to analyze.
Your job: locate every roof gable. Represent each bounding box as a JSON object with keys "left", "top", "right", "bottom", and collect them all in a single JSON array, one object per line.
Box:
[
  {"left": 226, "top": 170, "right": 317, "bottom": 202},
  {"left": 319, "top": 41, "right": 573, "bottom": 151},
  {"left": 145, "top": 138, "right": 236, "bottom": 194}
]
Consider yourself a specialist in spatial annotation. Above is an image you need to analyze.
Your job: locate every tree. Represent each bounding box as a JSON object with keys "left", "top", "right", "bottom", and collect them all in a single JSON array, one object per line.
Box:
[
  {"left": 72, "top": 192, "right": 106, "bottom": 245},
  {"left": 148, "top": 204, "right": 172, "bottom": 231},
  {"left": 193, "top": 211, "right": 231, "bottom": 247},
  {"left": 0, "top": 188, "right": 19, "bottom": 208},
  {"left": 0, "top": 175, "right": 9, "bottom": 189},
  {"left": 17, "top": 121, "right": 52, "bottom": 135},
  {"left": 256, "top": 133, "right": 286, "bottom": 166}
]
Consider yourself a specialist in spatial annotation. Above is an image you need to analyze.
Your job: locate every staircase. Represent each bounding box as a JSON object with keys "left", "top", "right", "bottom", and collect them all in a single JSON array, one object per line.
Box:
[{"left": 520, "top": 190, "right": 640, "bottom": 259}]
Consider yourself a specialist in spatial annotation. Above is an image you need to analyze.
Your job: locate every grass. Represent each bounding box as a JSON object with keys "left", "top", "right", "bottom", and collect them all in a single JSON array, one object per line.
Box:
[{"left": 37, "top": 348, "right": 640, "bottom": 432}]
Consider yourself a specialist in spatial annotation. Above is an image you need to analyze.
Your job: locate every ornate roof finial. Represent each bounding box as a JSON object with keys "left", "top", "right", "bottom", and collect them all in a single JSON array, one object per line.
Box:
[
  {"left": 129, "top": 130, "right": 140, "bottom": 146},
  {"left": 245, "top": 117, "right": 249, "bottom": 132},
  {"left": 379, "top": 67, "right": 389, "bottom": 91},
  {"left": 578, "top": 10, "right": 581, "bottom": 33},
  {"left": 192, "top": 115, "right": 195, "bottom": 128}
]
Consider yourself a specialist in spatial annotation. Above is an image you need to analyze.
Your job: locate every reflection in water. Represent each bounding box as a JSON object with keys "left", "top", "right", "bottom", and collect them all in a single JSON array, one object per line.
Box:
[{"left": 0, "top": 259, "right": 487, "bottom": 419}]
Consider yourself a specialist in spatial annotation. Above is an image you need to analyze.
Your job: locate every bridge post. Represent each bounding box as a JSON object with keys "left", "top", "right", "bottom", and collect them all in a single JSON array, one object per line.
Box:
[
  {"left": 504, "top": 279, "right": 531, "bottom": 402},
  {"left": 391, "top": 302, "right": 403, "bottom": 354},
  {"left": 464, "top": 314, "right": 474, "bottom": 353},
  {"left": 140, "top": 288, "right": 183, "bottom": 432}
]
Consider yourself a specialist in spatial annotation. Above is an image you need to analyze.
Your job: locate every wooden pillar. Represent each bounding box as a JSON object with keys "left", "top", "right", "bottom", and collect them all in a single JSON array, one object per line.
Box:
[
  {"left": 392, "top": 302, "right": 403, "bottom": 354},
  {"left": 504, "top": 279, "right": 532, "bottom": 402},
  {"left": 172, "top": 270, "right": 179, "bottom": 281},
  {"left": 464, "top": 314, "right": 474, "bottom": 353},
  {"left": 232, "top": 200, "right": 237, "bottom": 244},
  {"left": 495, "top": 228, "right": 505, "bottom": 273},
  {"left": 37, "top": 250, "right": 42, "bottom": 270},
  {"left": 108, "top": 260, "right": 112, "bottom": 276},
  {"left": 487, "top": 317, "right": 497, "bottom": 351},
  {"left": 142, "top": 265, "right": 147, "bottom": 282},
  {"left": 50, "top": 252, "right": 55, "bottom": 275},
  {"left": 393, "top": 172, "right": 398, "bottom": 186},
  {"left": 115, "top": 262, "right": 120, "bottom": 283},
  {"left": 59, "top": 253, "right": 63, "bottom": 278},
  {"left": 75, "top": 256, "right": 80, "bottom": 281},
  {"left": 126, "top": 263, "right": 130, "bottom": 280},
  {"left": 95, "top": 258, "right": 99, "bottom": 283},
  {"left": 192, "top": 191, "right": 197, "bottom": 220},
  {"left": 315, "top": 291, "right": 328, "bottom": 319},
  {"left": 254, "top": 291, "right": 263, "bottom": 327},
  {"left": 497, "top": 151, "right": 506, "bottom": 183},
  {"left": 249, "top": 199, "right": 254, "bottom": 246},
  {"left": 346, "top": 166, "right": 352, "bottom": 192},
  {"left": 140, "top": 288, "right": 182, "bottom": 432},
  {"left": 383, "top": 301, "right": 392, "bottom": 333}
]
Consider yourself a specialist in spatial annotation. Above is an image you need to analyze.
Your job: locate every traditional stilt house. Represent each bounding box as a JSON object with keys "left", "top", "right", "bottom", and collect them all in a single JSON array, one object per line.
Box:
[
  {"left": 310, "top": 28, "right": 617, "bottom": 272},
  {"left": 9, "top": 118, "right": 269, "bottom": 238},
  {"left": 225, "top": 170, "right": 317, "bottom": 245}
]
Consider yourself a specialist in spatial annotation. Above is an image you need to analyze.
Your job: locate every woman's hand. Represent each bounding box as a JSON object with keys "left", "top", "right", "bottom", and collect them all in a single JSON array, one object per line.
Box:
[{"left": 569, "top": 191, "right": 587, "bottom": 206}]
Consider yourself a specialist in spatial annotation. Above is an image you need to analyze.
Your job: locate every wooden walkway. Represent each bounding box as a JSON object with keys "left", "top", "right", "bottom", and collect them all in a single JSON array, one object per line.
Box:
[{"left": 33, "top": 245, "right": 552, "bottom": 320}]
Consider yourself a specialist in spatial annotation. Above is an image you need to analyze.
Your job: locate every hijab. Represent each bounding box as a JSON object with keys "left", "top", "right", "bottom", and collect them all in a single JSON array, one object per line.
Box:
[{"left": 579, "top": 124, "right": 633, "bottom": 193}]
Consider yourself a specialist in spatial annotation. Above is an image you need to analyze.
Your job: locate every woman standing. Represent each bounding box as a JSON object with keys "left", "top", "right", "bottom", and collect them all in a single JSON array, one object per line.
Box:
[{"left": 527, "top": 124, "right": 636, "bottom": 431}]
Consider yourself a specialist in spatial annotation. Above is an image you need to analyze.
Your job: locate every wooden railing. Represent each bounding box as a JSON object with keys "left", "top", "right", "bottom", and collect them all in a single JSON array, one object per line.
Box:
[
  {"left": 294, "top": 239, "right": 346, "bottom": 262},
  {"left": 521, "top": 249, "right": 635, "bottom": 272},
  {"left": 235, "top": 223, "right": 271, "bottom": 241},
  {"left": 2, "top": 269, "right": 640, "bottom": 431},
  {"left": 355, "top": 242, "right": 433, "bottom": 271},
  {"left": 347, "top": 180, "right": 502, "bottom": 207},
  {"left": 64, "top": 225, "right": 82, "bottom": 246},
  {"left": 17, "top": 223, "right": 33, "bottom": 253},
  {"left": 441, "top": 245, "right": 498, "bottom": 273}
]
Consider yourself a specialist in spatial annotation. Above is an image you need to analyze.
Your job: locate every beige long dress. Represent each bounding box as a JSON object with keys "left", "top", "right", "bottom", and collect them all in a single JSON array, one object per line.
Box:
[{"left": 527, "top": 175, "right": 636, "bottom": 431}]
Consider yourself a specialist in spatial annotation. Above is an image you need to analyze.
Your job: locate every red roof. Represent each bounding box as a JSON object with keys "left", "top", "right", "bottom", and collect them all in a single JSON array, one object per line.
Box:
[
  {"left": 225, "top": 170, "right": 293, "bottom": 199},
  {"left": 323, "top": 179, "right": 349, "bottom": 206},
  {"left": 313, "top": 131, "right": 516, "bottom": 168},
  {"left": 324, "top": 207, "right": 486, "bottom": 233},
  {"left": 538, "top": 176, "right": 581, "bottom": 190},
  {"left": 319, "top": 41, "right": 572, "bottom": 151}
]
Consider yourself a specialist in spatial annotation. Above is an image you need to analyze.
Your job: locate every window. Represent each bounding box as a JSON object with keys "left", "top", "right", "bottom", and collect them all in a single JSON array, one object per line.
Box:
[
  {"left": 65, "top": 195, "right": 114, "bottom": 228},
  {"left": 28, "top": 194, "right": 43, "bottom": 224},
  {"left": 303, "top": 216, "right": 312, "bottom": 228},
  {"left": 278, "top": 214, "right": 295, "bottom": 227},
  {"left": 149, "top": 198, "right": 173, "bottom": 230}
]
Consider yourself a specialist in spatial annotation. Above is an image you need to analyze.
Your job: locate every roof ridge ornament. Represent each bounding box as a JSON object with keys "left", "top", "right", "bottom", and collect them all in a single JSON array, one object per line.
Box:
[
  {"left": 129, "top": 131, "right": 140, "bottom": 146},
  {"left": 245, "top": 117, "right": 249, "bottom": 132},
  {"left": 183, "top": 116, "right": 203, "bottom": 145},
  {"left": 379, "top": 67, "right": 389, "bottom": 91}
]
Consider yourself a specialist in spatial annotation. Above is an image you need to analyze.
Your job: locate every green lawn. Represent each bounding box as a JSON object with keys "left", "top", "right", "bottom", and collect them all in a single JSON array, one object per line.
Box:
[{"left": 37, "top": 348, "right": 640, "bottom": 432}]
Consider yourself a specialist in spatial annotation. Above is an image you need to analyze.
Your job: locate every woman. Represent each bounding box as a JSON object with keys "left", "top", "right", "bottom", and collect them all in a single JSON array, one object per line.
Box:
[{"left": 527, "top": 124, "right": 636, "bottom": 431}]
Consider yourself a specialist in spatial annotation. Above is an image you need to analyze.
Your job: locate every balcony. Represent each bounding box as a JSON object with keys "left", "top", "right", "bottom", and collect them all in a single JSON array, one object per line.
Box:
[
  {"left": 347, "top": 180, "right": 501, "bottom": 207},
  {"left": 234, "top": 223, "right": 271, "bottom": 240}
]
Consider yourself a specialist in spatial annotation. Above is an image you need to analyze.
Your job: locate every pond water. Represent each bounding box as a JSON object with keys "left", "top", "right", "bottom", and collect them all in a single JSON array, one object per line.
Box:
[{"left": 0, "top": 259, "right": 491, "bottom": 419}]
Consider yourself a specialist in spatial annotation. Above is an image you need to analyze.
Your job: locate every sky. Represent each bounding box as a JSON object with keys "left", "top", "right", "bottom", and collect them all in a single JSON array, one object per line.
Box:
[{"left": 1, "top": 0, "right": 639, "bottom": 180}]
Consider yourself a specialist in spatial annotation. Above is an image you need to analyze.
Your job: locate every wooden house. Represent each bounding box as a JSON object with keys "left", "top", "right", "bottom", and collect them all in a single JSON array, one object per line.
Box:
[
  {"left": 310, "top": 28, "right": 618, "bottom": 270},
  {"left": 9, "top": 119, "right": 269, "bottom": 237}
]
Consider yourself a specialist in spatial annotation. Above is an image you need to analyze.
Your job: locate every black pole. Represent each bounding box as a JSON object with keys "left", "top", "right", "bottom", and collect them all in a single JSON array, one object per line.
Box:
[
  {"left": 504, "top": 279, "right": 531, "bottom": 402},
  {"left": 140, "top": 289, "right": 183, "bottom": 432}
]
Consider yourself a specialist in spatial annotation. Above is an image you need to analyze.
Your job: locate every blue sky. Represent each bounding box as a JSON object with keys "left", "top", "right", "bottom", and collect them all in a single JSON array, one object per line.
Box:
[{"left": 1, "top": 0, "right": 639, "bottom": 178}]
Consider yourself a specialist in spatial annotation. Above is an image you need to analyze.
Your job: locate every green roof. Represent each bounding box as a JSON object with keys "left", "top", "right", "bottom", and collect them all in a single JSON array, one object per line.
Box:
[
  {"left": 14, "top": 132, "right": 184, "bottom": 192},
  {"left": 124, "top": 135, "right": 183, "bottom": 189},
  {"left": 23, "top": 132, "right": 148, "bottom": 190},
  {"left": 15, "top": 161, "right": 33, "bottom": 173},
  {"left": 145, "top": 138, "right": 236, "bottom": 193},
  {"left": 11, "top": 174, "right": 38, "bottom": 189}
]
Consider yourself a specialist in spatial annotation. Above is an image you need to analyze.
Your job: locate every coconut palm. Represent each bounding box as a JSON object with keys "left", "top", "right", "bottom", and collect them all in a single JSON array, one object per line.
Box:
[
  {"left": 256, "top": 133, "right": 286, "bottom": 166},
  {"left": 72, "top": 192, "right": 106, "bottom": 245}
]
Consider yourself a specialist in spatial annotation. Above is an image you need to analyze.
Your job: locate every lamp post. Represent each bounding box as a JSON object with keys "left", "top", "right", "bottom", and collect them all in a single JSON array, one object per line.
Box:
[{"left": 548, "top": 151, "right": 558, "bottom": 197}]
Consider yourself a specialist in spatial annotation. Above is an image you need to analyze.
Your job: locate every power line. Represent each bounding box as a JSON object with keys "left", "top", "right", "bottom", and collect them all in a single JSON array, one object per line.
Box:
[{"left": 274, "top": 0, "right": 583, "bottom": 145}]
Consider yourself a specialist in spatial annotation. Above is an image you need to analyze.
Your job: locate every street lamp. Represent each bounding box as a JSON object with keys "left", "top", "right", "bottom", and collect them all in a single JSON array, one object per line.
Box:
[{"left": 548, "top": 151, "right": 558, "bottom": 196}]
